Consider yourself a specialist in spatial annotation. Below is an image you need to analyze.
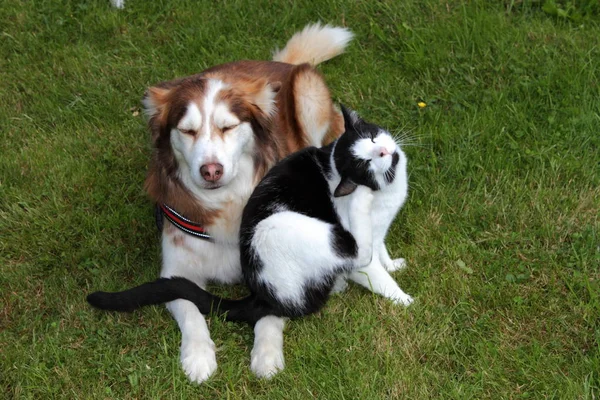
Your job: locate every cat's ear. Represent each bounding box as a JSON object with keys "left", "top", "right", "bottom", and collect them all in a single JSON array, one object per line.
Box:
[
  {"left": 340, "top": 104, "right": 362, "bottom": 130},
  {"left": 334, "top": 177, "right": 358, "bottom": 197}
]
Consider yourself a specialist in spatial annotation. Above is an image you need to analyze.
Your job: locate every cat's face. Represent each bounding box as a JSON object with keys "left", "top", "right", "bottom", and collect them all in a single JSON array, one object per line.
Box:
[{"left": 333, "top": 106, "right": 404, "bottom": 197}]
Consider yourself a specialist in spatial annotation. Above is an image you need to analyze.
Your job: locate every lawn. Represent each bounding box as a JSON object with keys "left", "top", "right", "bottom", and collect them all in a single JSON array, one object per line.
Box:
[{"left": 1, "top": 0, "right": 599, "bottom": 398}]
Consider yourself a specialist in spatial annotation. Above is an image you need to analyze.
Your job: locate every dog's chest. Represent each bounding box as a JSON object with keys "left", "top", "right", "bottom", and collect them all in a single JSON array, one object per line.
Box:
[
  {"left": 161, "top": 224, "right": 243, "bottom": 286},
  {"left": 205, "top": 199, "right": 246, "bottom": 243}
]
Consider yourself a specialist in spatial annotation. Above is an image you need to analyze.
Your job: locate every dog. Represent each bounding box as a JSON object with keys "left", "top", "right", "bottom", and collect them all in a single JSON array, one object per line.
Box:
[{"left": 138, "top": 24, "right": 353, "bottom": 382}]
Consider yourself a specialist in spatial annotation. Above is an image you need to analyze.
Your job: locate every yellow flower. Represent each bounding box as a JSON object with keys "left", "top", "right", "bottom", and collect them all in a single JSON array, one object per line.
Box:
[{"left": 418, "top": 101, "right": 427, "bottom": 108}]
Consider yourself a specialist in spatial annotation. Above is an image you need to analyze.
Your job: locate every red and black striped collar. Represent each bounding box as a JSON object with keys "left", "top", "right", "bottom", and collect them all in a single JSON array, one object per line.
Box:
[{"left": 156, "top": 203, "right": 212, "bottom": 241}]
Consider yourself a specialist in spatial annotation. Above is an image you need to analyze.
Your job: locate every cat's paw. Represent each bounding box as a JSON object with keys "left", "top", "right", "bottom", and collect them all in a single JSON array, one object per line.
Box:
[
  {"left": 251, "top": 343, "right": 285, "bottom": 379},
  {"left": 351, "top": 185, "right": 374, "bottom": 213},
  {"left": 180, "top": 338, "right": 217, "bottom": 384},
  {"left": 331, "top": 276, "right": 349, "bottom": 294},
  {"left": 392, "top": 293, "right": 414, "bottom": 307},
  {"left": 385, "top": 258, "right": 407, "bottom": 272}
]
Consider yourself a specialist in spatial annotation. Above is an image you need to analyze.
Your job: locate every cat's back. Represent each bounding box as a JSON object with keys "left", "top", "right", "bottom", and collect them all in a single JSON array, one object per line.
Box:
[{"left": 241, "top": 146, "right": 336, "bottom": 233}]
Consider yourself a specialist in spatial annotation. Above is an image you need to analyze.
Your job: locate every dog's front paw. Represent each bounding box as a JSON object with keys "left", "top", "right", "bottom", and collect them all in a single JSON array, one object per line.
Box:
[
  {"left": 250, "top": 343, "right": 285, "bottom": 379},
  {"left": 180, "top": 339, "right": 217, "bottom": 384},
  {"left": 385, "top": 258, "right": 407, "bottom": 272},
  {"left": 392, "top": 293, "right": 414, "bottom": 307}
]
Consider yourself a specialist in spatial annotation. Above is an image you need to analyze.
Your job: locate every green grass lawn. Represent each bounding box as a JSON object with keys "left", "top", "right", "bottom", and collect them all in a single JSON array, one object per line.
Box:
[{"left": 1, "top": 0, "right": 599, "bottom": 398}]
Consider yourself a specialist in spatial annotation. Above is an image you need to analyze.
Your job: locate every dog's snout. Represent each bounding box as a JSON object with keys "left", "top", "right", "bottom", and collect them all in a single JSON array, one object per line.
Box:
[{"left": 200, "top": 163, "right": 224, "bottom": 182}]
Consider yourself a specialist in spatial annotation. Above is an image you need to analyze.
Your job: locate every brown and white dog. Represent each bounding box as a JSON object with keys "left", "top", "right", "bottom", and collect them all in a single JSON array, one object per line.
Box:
[{"left": 141, "top": 24, "right": 353, "bottom": 382}]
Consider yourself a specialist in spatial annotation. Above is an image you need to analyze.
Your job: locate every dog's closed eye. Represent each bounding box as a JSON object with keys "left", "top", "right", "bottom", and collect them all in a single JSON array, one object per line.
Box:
[{"left": 222, "top": 124, "right": 239, "bottom": 132}]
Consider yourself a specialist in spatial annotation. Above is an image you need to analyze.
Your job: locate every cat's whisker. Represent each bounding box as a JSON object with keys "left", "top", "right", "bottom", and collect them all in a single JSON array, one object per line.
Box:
[
  {"left": 391, "top": 127, "right": 424, "bottom": 137},
  {"left": 394, "top": 134, "right": 428, "bottom": 143}
]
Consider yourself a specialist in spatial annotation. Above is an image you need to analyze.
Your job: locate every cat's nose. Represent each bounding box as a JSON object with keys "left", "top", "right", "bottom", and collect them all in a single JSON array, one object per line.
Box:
[{"left": 376, "top": 146, "right": 393, "bottom": 158}]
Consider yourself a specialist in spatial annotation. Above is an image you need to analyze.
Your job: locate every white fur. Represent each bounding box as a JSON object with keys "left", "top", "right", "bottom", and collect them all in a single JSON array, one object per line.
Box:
[
  {"left": 252, "top": 211, "right": 347, "bottom": 308},
  {"left": 296, "top": 93, "right": 330, "bottom": 147},
  {"left": 213, "top": 104, "right": 240, "bottom": 130},
  {"left": 348, "top": 171, "right": 414, "bottom": 305},
  {"left": 346, "top": 185, "right": 375, "bottom": 267},
  {"left": 170, "top": 80, "right": 256, "bottom": 193},
  {"left": 253, "top": 83, "right": 278, "bottom": 117},
  {"left": 251, "top": 316, "right": 286, "bottom": 378},
  {"left": 161, "top": 227, "right": 242, "bottom": 383},
  {"left": 159, "top": 133, "right": 256, "bottom": 383},
  {"left": 167, "top": 299, "right": 217, "bottom": 382},
  {"left": 272, "top": 23, "right": 354, "bottom": 65},
  {"left": 177, "top": 103, "right": 202, "bottom": 132}
]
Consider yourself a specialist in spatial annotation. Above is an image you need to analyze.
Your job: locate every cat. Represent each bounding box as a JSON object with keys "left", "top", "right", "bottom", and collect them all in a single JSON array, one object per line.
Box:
[{"left": 87, "top": 106, "right": 413, "bottom": 377}]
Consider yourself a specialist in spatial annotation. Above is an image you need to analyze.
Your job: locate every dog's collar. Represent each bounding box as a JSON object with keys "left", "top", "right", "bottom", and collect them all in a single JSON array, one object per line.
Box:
[{"left": 156, "top": 203, "right": 212, "bottom": 241}]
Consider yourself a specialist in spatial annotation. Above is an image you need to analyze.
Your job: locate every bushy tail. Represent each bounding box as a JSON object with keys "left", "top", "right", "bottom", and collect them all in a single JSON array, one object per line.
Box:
[
  {"left": 86, "top": 277, "right": 272, "bottom": 325},
  {"left": 273, "top": 23, "right": 353, "bottom": 66}
]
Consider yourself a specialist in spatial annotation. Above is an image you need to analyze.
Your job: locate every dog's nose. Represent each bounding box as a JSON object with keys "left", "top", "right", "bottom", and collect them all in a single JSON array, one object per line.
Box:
[{"left": 200, "top": 163, "right": 224, "bottom": 182}]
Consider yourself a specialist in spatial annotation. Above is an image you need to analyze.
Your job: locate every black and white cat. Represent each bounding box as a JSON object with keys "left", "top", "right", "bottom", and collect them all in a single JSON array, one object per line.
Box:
[{"left": 88, "top": 106, "right": 413, "bottom": 378}]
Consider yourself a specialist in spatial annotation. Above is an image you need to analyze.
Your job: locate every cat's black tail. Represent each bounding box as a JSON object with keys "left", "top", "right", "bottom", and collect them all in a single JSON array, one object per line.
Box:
[{"left": 86, "top": 277, "right": 272, "bottom": 325}]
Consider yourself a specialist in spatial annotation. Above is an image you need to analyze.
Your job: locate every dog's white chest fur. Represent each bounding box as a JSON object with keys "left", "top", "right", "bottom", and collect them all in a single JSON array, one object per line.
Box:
[{"left": 161, "top": 231, "right": 243, "bottom": 286}]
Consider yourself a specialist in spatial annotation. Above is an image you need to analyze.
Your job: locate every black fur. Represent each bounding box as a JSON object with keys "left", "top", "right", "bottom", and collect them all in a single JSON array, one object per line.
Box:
[{"left": 87, "top": 278, "right": 270, "bottom": 325}]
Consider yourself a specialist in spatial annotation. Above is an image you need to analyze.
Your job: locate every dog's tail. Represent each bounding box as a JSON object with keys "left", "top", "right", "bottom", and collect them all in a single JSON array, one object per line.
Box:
[
  {"left": 273, "top": 23, "right": 353, "bottom": 66},
  {"left": 86, "top": 277, "right": 273, "bottom": 325}
]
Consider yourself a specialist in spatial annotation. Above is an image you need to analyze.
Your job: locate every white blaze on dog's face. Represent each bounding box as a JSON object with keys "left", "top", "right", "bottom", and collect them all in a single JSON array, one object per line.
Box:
[
  {"left": 170, "top": 80, "right": 255, "bottom": 190},
  {"left": 144, "top": 77, "right": 278, "bottom": 195}
]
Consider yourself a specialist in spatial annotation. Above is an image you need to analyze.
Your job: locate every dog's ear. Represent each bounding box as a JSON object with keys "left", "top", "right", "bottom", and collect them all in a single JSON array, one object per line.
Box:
[
  {"left": 143, "top": 87, "right": 171, "bottom": 118},
  {"left": 242, "top": 79, "right": 279, "bottom": 117},
  {"left": 334, "top": 177, "right": 358, "bottom": 197},
  {"left": 142, "top": 86, "right": 171, "bottom": 142}
]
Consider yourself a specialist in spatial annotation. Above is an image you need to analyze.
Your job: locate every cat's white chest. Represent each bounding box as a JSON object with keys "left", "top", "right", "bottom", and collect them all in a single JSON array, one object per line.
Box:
[{"left": 371, "top": 173, "right": 408, "bottom": 224}]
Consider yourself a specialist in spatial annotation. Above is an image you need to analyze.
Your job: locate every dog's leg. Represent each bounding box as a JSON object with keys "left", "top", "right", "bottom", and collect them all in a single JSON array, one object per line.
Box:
[
  {"left": 348, "top": 260, "right": 413, "bottom": 306},
  {"left": 165, "top": 299, "right": 217, "bottom": 383},
  {"left": 250, "top": 316, "right": 286, "bottom": 378}
]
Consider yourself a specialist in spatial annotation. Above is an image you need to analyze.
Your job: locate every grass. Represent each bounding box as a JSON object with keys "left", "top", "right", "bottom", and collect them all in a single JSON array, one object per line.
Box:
[{"left": 1, "top": 0, "right": 599, "bottom": 398}]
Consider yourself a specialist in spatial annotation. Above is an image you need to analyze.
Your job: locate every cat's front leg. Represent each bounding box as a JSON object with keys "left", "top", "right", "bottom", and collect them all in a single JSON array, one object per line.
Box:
[
  {"left": 349, "top": 261, "right": 414, "bottom": 306},
  {"left": 379, "top": 244, "right": 407, "bottom": 272},
  {"left": 331, "top": 274, "right": 349, "bottom": 294},
  {"left": 348, "top": 185, "right": 374, "bottom": 268},
  {"left": 251, "top": 316, "right": 286, "bottom": 378}
]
